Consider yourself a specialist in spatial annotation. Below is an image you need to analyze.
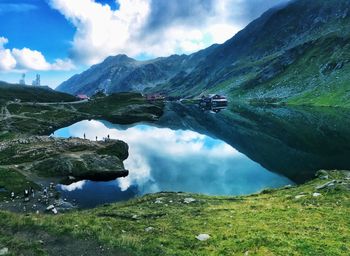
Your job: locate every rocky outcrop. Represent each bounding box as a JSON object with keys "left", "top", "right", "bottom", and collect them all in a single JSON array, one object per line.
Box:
[{"left": 0, "top": 136, "right": 129, "bottom": 184}]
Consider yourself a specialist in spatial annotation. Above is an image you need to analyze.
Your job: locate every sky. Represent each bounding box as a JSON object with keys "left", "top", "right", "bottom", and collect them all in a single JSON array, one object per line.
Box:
[{"left": 0, "top": 0, "right": 289, "bottom": 88}]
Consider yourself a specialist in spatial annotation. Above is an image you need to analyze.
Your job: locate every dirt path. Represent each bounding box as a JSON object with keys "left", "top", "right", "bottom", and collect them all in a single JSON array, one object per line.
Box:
[
  {"left": 0, "top": 104, "right": 11, "bottom": 120},
  {"left": 34, "top": 99, "right": 89, "bottom": 106}
]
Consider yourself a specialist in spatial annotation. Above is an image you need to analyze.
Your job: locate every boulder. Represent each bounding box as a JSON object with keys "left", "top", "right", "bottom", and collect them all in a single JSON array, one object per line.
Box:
[
  {"left": 184, "top": 198, "right": 196, "bottom": 204},
  {"left": 0, "top": 248, "right": 8, "bottom": 255},
  {"left": 196, "top": 234, "right": 210, "bottom": 241}
]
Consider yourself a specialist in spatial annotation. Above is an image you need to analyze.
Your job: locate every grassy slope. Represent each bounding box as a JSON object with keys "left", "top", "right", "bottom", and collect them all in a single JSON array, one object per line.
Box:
[
  {"left": 246, "top": 35, "right": 350, "bottom": 108},
  {"left": 224, "top": 33, "right": 350, "bottom": 107},
  {"left": 0, "top": 82, "right": 77, "bottom": 103},
  {"left": 0, "top": 170, "right": 348, "bottom": 255}
]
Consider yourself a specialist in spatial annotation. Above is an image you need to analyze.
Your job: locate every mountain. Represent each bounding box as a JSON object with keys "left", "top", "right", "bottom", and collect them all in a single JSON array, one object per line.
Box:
[
  {"left": 57, "top": 0, "right": 350, "bottom": 107},
  {"left": 57, "top": 45, "right": 218, "bottom": 96}
]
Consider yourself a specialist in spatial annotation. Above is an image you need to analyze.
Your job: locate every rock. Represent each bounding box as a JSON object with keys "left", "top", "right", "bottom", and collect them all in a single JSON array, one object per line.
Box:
[
  {"left": 46, "top": 205, "right": 55, "bottom": 211},
  {"left": 316, "top": 170, "right": 329, "bottom": 177},
  {"left": 313, "top": 193, "right": 322, "bottom": 197},
  {"left": 68, "top": 176, "right": 76, "bottom": 180},
  {"left": 196, "top": 234, "right": 210, "bottom": 241},
  {"left": 316, "top": 180, "right": 336, "bottom": 190},
  {"left": 295, "top": 195, "right": 306, "bottom": 199},
  {"left": 154, "top": 198, "right": 162, "bottom": 204},
  {"left": 184, "top": 198, "right": 196, "bottom": 204},
  {"left": 244, "top": 251, "right": 249, "bottom": 256},
  {"left": 132, "top": 215, "right": 138, "bottom": 219},
  {"left": 52, "top": 208, "right": 58, "bottom": 214},
  {"left": 54, "top": 199, "right": 75, "bottom": 210},
  {"left": 1, "top": 136, "right": 130, "bottom": 183},
  {"left": 0, "top": 248, "right": 8, "bottom": 255},
  {"left": 145, "top": 227, "right": 154, "bottom": 232}
]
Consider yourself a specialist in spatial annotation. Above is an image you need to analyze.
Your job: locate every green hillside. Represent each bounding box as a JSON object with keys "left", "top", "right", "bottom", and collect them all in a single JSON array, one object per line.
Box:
[{"left": 0, "top": 82, "right": 77, "bottom": 103}]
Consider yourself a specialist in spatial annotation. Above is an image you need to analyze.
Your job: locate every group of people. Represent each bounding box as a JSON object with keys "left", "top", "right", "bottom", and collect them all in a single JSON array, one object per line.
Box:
[
  {"left": 10, "top": 187, "right": 35, "bottom": 202},
  {"left": 83, "top": 133, "right": 111, "bottom": 141},
  {"left": 10, "top": 182, "right": 56, "bottom": 203}
]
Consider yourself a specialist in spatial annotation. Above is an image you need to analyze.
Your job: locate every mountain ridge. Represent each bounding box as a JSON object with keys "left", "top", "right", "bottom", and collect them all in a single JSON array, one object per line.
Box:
[{"left": 57, "top": 0, "right": 350, "bottom": 107}]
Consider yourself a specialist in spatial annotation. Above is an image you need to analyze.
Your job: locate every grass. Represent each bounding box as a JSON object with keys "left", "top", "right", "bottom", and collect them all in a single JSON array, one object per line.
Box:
[
  {"left": 233, "top": 35, "right": 350, "bottom": 108},
  {"left": 0, "top": 170, "right": 348, "bottom": 255},
  {"left": 0, "top": 82, "right": 77, "bottom": 103}
]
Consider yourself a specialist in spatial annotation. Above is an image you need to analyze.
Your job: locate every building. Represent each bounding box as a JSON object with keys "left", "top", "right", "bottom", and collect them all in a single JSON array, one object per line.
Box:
[
  {"left": 199, "top": 94, "right": 228, "bottom": 112},
  {"left": 19, "top": 74, "right": 26, "bottom": 85},
  {"left": 32, "top": 74, "right": 41, "bottom": 86},
  {"left": 76, "top": 94, "right": 89, "bottom": 100}
]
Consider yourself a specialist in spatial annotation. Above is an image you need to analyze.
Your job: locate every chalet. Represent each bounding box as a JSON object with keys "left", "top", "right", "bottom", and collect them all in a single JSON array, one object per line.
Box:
[
  {"left": 198, "top": 94, "right": 228, "bottom": 113},
  {"left": 199, "top": 94, "right": 228, "bottom": 107},
  {"left": 76, "top": 94, "right": 89, "bottom": 100}
]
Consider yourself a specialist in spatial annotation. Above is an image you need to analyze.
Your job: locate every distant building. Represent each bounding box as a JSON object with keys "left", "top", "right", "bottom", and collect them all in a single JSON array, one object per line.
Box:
[
  {"left": 199, "top": 94, "right": 228, "bottom": 113},
  {"left": 76, "top": 94, "right": 89, "bottom": 100},
  {"left": 32, "top": 74, "right": 41, "bottom": 86},
  {"left": 19, "top": 74, "right": 26, "bottom": 85}
]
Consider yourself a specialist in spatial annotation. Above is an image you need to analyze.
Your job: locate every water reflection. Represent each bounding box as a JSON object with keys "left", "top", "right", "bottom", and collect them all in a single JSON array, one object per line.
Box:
[
  {"left": 157, "top": 103, "right": 350, "bottom": 183},
  {"left": 54, "top": 120, "right": 292, "bottom": 207}
]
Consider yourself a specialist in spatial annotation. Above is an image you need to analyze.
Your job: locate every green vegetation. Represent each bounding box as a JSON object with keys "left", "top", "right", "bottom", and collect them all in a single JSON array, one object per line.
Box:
[
  {"left": 0, "top": 92, "right": 163, "bottom": 139},
  {"left": 0, "top": 170, "right": 348, "bottom": 255},
  {"left": 0, "top": 82, "right": 77, "bottom": 103}
]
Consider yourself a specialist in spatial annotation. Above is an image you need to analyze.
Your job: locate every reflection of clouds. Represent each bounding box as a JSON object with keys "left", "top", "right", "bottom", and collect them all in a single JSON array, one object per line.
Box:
[
  {"left": 60, "top": 180, "right": 86, "bottom": 192},
  {"left": 55, "top": 120, "right": 293, "bottom": 196}
]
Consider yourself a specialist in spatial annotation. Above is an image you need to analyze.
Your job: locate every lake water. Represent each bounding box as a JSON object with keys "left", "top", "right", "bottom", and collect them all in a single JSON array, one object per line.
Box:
[{"left": 54, "top": 119, "right": 293, "bottom": 208}]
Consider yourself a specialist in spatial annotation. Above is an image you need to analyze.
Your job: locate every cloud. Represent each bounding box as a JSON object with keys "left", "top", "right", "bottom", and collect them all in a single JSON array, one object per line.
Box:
[
  {"left": 49, "top": 0, "right": 290, "bottom": 65},
  {"left": 0, "top": 37, "right": 75, "bottom": 72},
  {"left": 60, "top": 180, "right": 86, "bottom": 191},
  {"left": 0, "top": 38, "right": 16, "bottom": 71}
]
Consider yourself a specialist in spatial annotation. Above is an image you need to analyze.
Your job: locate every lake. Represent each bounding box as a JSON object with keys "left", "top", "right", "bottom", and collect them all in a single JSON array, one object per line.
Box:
[
  {"left": 54, "top": 121, "right": 292, "bottom": 208},
  {"left": 53, "top": 103, "right": 350, "bottom": 208}
]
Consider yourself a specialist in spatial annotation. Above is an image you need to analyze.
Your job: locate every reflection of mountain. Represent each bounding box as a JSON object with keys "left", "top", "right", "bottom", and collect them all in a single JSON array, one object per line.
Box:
[{"left": 157, "top": 103, "right": 350, "bottom": 183}]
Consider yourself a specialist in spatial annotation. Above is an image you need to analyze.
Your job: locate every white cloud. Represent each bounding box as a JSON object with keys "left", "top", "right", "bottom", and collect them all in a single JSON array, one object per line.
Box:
[
  {"left": 50, "top": 0, "right": 151, "bottom": 65},
  {"left": 60, "top": 180, "right": 86, "bottom": 191},
  {"left": 12, "top": 48, "right": 51, "bottom": 71},
  {"left": 0, "top": 37, "right": 16, "bottom": 71},
  {"left": 49, "top": 0, "right": 287, "bottom": 65},
  {"left": 0, "top": 37, "right": 75, "bottom": 72}
]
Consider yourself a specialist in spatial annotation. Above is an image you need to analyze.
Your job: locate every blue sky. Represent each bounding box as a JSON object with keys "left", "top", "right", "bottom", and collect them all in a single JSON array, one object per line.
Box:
[{"left": 0, "top": 0, "right": 288, "bottom": 88}]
